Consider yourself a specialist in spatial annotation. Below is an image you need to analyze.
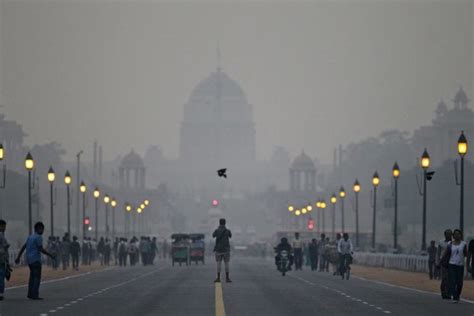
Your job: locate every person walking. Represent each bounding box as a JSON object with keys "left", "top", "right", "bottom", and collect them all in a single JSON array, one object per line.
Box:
[
  {"left": 118, "top": 238, "right": 128, "bottom": 266},
  {"left": 467, "top": 239, "right": 474, "bottom": 280},
  {"left": 70, "top": 236, "right": 81, "bottom": 270},
  {"left": 441, "top": 229, "right": 467, "bottom": 303},
  {"left": 15, "top": 222, "right": 55, "bottom": 300},
  {"left": 0, "top": 220, "right": 10, "bottom": 301},
  {"left": 308, "top": 239, "right": 319, "bottom": 271},
  {"left": 213, "top": 218, "right": 232, "bottom": 283},
  {"left": 292, "top": 232, "right": 303, "bottom": 270},
  {"left": 437, "top": 229, "right": 452, "bottom": 299},
  {"left": 60, "top": 235, "right": 71, "bottom": 270},
  {"left": 318, "top": 234, "right": 326, "bottom": 272},
  {"left": 337, "top": 233, "right": 353, "bottom": 280},
  {"left": 427, "top": 240, "right": 437, "bottom": 280}
]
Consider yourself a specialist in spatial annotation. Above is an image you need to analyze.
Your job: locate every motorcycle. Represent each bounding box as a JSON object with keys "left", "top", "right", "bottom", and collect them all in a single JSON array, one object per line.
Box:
[{"left": 279, "top": 250, "right": 290, "bottom": 276}]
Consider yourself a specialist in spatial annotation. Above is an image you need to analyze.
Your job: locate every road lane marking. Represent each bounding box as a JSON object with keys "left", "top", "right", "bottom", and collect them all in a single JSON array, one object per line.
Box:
[
  {"left": 215, "top": 282, "right": 226, "bottom": 316},
  {"left": 353, "top": 275, "right": 474, "bottom": 304}
]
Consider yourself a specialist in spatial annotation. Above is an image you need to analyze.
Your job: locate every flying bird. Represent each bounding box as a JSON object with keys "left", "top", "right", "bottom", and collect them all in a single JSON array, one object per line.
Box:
[{"left": 217, "top": 168, "right": 227, "bottom": 178}]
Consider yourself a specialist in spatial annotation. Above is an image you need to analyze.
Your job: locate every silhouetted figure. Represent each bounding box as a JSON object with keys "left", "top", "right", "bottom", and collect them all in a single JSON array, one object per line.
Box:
[
  {"left": 213, "top": 218, "right": 232, "bottom": 283},
  {"left": 70, "top": 236, "right": 81, "bottom": 270}
]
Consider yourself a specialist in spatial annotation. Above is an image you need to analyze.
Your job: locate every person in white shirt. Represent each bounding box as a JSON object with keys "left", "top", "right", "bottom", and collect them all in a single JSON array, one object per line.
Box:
[
  {"left": 444, "top": 229, "right": 467, "bottom": 303},
  {"left": 292, "top": 233, "right": 303, "bottom": 270},
  {"left": 337, "top": 233, "right": 353, "bottom": 280}
]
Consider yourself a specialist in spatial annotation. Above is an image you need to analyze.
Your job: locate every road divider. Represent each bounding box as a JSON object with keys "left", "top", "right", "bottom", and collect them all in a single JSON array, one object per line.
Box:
[{"left": 215, "top": 282, "right": 226, "bottom": 316}]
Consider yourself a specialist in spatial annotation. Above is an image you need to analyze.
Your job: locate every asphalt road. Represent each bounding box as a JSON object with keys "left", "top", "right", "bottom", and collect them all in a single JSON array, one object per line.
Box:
[{"left": 1, "top": 257, "right": 473, "bottom": 316}]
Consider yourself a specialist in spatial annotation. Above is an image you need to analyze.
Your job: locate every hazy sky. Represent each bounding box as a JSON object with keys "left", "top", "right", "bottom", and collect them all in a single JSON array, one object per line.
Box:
[{"left": 0, "top": 0, "right": 472, "bottom": 163}]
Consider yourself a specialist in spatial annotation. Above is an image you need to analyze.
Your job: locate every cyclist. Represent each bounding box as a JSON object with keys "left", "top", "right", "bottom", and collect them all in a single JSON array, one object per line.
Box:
[{"left": 337, "top": 233, "right": 354, "bottom": 280}]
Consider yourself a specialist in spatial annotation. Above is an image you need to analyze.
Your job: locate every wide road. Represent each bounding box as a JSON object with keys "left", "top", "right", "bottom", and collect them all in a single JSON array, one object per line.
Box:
[{"left": 1, "top": 257, "right": 472, "bottom": 316}]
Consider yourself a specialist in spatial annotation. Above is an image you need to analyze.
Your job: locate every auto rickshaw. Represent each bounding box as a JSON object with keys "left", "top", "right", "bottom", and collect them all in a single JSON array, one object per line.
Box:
[
  {"left": 171, "top": 234, "right": 190, "bottom": 266},
  {"left": 189, "top": 234, "right": 205, "bottom": 265}
]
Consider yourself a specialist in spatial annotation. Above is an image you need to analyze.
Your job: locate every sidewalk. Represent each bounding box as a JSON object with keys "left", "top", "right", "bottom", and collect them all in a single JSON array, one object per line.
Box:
[
  {"left": 6, "top": 263, "right": 110, "bottom": 288},
  {"left": 352, "top": 265, "right": 474, "bottom": 301}
]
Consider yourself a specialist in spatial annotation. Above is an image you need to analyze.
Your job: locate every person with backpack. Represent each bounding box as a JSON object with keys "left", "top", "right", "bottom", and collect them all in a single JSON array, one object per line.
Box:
[{"left": 212, "top": 218, "right": 232, "bottom": 283}]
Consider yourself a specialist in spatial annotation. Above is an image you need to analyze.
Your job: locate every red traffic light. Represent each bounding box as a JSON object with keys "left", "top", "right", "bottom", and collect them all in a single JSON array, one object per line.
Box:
[
  {"left": 307, "top": 219, "right": 315, "bottom": 231},
  {"left": 84, "top": 217, "right": 90, "bottom": 225},
  {"left": 212, "top": 199, "right": 219, "bottom": 207}
]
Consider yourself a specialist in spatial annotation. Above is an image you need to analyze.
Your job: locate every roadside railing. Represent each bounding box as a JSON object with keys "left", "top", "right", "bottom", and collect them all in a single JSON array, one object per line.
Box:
[{"left": 353, "top": 252, "right": 429, "bottom": 273}]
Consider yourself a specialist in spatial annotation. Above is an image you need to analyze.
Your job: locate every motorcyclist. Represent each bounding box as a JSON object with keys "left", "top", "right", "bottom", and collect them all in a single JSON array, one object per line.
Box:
[{"left": 275, "top": 237, "right": 293, "bottom": 271}]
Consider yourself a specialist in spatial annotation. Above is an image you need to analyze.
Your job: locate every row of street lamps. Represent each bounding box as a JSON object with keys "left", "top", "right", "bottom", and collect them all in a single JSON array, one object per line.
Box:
[
  {"left": 22, "top": 152, "right": 151, "bottom": 240},
  {"left": 287, "top": 130, "right": 468, "bottom": 252}
]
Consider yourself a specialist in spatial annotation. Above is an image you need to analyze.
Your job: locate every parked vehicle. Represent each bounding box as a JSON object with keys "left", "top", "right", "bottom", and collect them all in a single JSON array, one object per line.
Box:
[
  {"left": 189, "top": 234, "right": 205, "bottom": 265},
  {"left": 171, "top": 234, "right": 190, "bottom": 266}
]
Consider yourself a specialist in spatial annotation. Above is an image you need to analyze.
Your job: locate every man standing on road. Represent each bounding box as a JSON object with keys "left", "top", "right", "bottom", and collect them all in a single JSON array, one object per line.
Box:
[
  {"left": 427, "top": 240, "right": 437, "bottom": 280},
  {"left": 318, "top": 234, "right": 326, "bottom": 272},
  {"left": 437, "top": 229, "right": 452, "bottom": 299},
  {"left": 70, "top": 236, "right": 81, "bottom": 270},
  {"left": 15, "top": 222, "right": 55, "bottom": 300},
  {"left": 292, "top": 232, "right": 303, "bottom": 270},
  {"left": 213, "top": 218, "right": 232, "bottom": 283},
  {"left": 0, "top": 220, "right": 10, "bottom": 301}
]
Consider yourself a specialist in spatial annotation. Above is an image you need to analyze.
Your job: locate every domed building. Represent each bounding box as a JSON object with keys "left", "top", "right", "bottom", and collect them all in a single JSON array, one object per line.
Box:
[
  {"left": 290, "top": 150, "right": 316, "bottom": 192},
  {"left": 180, "top": 68, "right": 256, "bottom": 169},
  {"left": 119, "top": 149, "right": 146, "bottom": 190}
]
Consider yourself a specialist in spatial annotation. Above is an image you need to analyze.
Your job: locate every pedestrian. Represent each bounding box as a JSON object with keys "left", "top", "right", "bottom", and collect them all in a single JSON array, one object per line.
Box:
[
  {"left": 70, "top": 236, "right": 81, "bottom": 270},
  {"left": 437, "top": 229, "right": 452, "bottom": 299},
  {"left": 427, "top": 240, "right": 437, "bottom": 280},
  {"left": 150, "top": 237, "right": 158, "bottom": 265},
  {"left": 113, "top": 237, "right": 119, "bottom": 266},
  {"left": 467, "top": 239, "right": 474, "bottom": 280},
  {"left": 318, "top": 234, "right": 326, "bottom": 272},
  {"left": 128, "top": 238, "right": 138, "bottom": 266},
  {"left": 118, "top": 238, "right": 127, "bottom": 266},
  {"left": 441, "top": 229, "right": 467, "bottom": 303},
  {"left": 332, "top": 233, "right": 342, "bottom": 276},
  {"left": 104, "top": 239, "right": 111, "bottom": 265},
  {"left": 308, "top": 238, "right": 319, "bottom": 271},
  {"left": 15, "top": 222, "right": 55, "bottom": 300},
  {"left": 60, "top": 235, "right": 71, "bottom": 270},
  {"left": 292, "top": 232, "right": 303, "bottom": 270},
  {"left": 213, "top": 218, "right": 232, "bottom": 283},
  {"left": 0, "top": 220, "right": 10, "bottom": 301}
]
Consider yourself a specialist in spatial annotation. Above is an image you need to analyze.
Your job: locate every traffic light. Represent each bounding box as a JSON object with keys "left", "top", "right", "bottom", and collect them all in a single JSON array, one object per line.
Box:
[
  {"left": 307, "top": 218, "right": 315, "bottom": 231},
  {"left": 212, "top": 199, "right": 219, "bottom": 207},
  {"left": 84, "top": 217, "right": 90, "bottom": 226}
]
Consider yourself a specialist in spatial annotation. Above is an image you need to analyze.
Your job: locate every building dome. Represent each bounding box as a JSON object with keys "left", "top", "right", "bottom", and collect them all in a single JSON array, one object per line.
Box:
[
  {"left": 190, "top": 70, "right": 247, "bottom": 102},
  {"left": 454, "top": 86, "right": 469, "bottom": 109},
  {"left": 120, "top": 149, "right": 145, "bottom": 169},
  {"left": 291, "top": 151, "right": 315, "bottom": 170}
]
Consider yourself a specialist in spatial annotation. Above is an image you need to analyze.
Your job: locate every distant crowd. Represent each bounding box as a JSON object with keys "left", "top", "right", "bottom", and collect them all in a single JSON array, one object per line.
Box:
[{"left": 45, "top": 234, "right": 162, "bottom": 269}]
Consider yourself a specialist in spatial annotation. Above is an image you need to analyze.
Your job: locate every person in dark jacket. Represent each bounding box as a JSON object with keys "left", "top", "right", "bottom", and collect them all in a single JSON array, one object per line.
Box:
[
  {"left": 427, "top": 240, "right": 437, "bottom": 280},
  {"left": 212, "top": 218, "right": 232, "bottom": 283},
  {"left": 309, "top": 239, "right": 319, "bottom": 271},
  {"left": 70, "top": 236, "right": 81, "bottom": 270},
  {"left": 274, "top": 237, "right": 293, "bottom": 270}
]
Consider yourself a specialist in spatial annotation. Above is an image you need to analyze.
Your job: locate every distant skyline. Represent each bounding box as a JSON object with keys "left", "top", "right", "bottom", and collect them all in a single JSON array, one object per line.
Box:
[{"left": 0, "top": 0, "right": 472, "bottom": 163}]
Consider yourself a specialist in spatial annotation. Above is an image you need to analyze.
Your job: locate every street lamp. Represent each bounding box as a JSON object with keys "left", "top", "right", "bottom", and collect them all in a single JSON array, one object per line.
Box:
[
  {"left": 47, "top": 167, "right": 56, "bottom": 237},
  {"left": 320, "top": 199, "right": 327, "bottom": 235},
  {"left": 371, "top": 171, "right": 380, "bottom": 250},
  {"left": 80, "top": 181, "right": 87, "bottom": 241},
  {"left": 307, "top": 205, "right": 313, "bottom": 212},
  {"left": 25, "top": 153, "right": 35, "bottom": 234},
  {"left": 353, "top": 179, "right": 361, "bottom": 248},
  {"left": 295, "top": 209, "right": 301, "bottom": 216},
  {"left": 0, "top": 144, "right": 6, "bottom": 189},
  {"left": 144, "top": 199, "right": 150, "bottom": 207},
  {"left": 420, "top": 148, "right": 430, "bottom": 251},
  {"left": 288, "top": 205, "right": 294, "bottom": 212},
  {"left": 392, "top": 163, "right": 400, "bottom": 251},
  {"left": 125, "top": 203, "right": 132, "bottom": 237},
  {"left": 93, "top": 187, "right": 100, "bottom": 240},
  {"left": 339, "top": 186, "right": 346, "bottom": 233},
  {"left": 64, "top": 171, "right": 72, "bottom": 236},
  {"left": 302, "top": 207, "right": 307, "bottom": 215},
  {"left": 111, "top": 198, "right": 117, "bottom": 240},
  {"left": 457, "top": 131, "right": 468, "bottom": 232},
  {"left": 104, "top": 194, "right": 110, "bottom": 239},
  {"left": 140, "top": 203, "right": 145, "bottom": 210},
  {"left": 330, "top": 194, "right": 337, "bottom": 239}
]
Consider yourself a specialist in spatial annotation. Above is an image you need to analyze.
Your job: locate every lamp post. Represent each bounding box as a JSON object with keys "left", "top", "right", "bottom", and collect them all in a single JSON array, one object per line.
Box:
[
  {"left": 353, "top": 179, "right": 361, "bottom": 248},
  {"left": 25, "top": 153, "right": 35, "bottom": 235},
  {"left": 457, "top": 131, "right": 468, "bottom": 232},
  {"left": 420, "top": 148, "right": 430, "bottom": 251},
  {"left": 125, "top": 203, "right": 132, "bottom": 237},
  {"left": 47, "top": 167, "right": 56, "bottom": 237},
  {"left": 93, "top": 188, "right": 100, "bottom": 240},
  {"left": 104, "top": 194, "right": 110, "bottom": 239},
  {"left": 392, "top": 163, "right": 400, "bottom": 250},
  {"left": 330, "top": 194, "right": 337, "bottom": 239},
  {"left": 111, "top": 198, "right": 117, "bottom": 240},
  {"left": 0, "top": 144, "right": 5, "bottom": 218},
  {"left": 339, "top": 187, "right": 346, "bottom": 233},
  {"left": 315, "top": 200, "right": 321, "bottom": 233},
  {"left": 64, "top": 171, "right": 72, "bottom": 237},
  {"left": 371, "top": 171, "right": 380, "bottom": 250},
  {"left": 80, "top": 181, "right": 87, "bottom": 241},
  {"left": 136, "top": 207, "right": 142, "bottom": 235},
  {"left": 320, "top": 200, "right": 327, "bottom": 236}
]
